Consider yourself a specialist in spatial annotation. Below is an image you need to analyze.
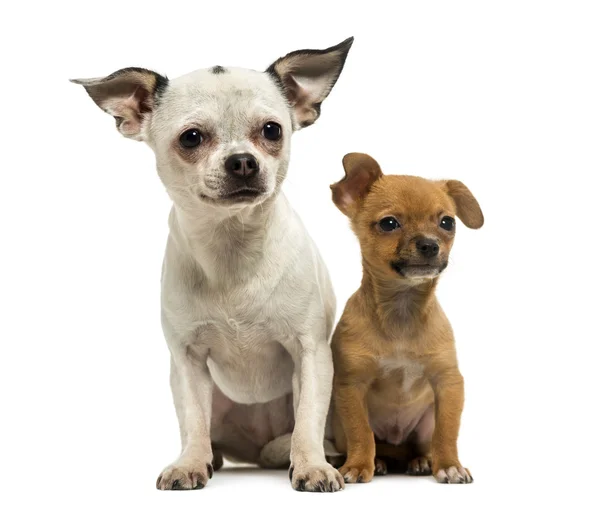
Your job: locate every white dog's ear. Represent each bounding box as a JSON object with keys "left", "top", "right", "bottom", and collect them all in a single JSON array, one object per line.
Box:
[
  {"left": 267, "top": 37, "right": 353, "bottom": 128},
  {"left": 71, "top": 67, "right": 168, "bottom": 141}
]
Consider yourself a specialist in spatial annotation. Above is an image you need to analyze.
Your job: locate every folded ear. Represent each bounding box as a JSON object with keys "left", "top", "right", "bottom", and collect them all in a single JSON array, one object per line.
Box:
[
  {"left": 71, "top": 67, "right": 168, "bottom": 141},
  {"left": 442, "top": 180, "right": 484, "bottom": 229},
  {"left": 331, "top": 153, "right": 383, "bottom": 217},
  {"left": 266, "top": 37, "right": 353, "bottom": 129}
]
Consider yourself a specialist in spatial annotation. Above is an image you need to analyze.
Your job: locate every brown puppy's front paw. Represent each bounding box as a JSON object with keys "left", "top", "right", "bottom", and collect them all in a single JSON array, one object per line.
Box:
[
  {"left": 435, "top": 466, "right": 473, "bottom": 484},
  {"left": 374, "top": 458, "right": 388, "bottom": 476},
  {"left": 407, "top": 456, "right": 432, "bottom": 476},
  {"left": 338, "top": 461, "right": 375, "bottom": 483},
  {"left": 289, "top": 463, "right": 344, "bottom": 492},
  {"left": 156, "top": 461, "right": 214, "bottom": 490}
]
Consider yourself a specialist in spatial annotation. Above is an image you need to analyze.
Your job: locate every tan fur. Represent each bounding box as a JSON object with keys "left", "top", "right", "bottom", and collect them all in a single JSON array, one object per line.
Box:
[{"left": 330, "top": 153, "right": 483, "bottom": 485}]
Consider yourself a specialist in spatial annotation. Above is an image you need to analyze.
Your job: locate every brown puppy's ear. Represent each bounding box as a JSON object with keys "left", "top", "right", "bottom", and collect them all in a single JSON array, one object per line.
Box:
[
  {"left": 331, "top": 153, "right": 383, "bottom": 217},
  {"left": 266, "top": 37, "right": 353, "bottom": 129},
  {"left": 442, "top": 180, "right": 484, "bottom": 229},
  {"left": 71, "top": 67, "right": 168, "bottom": 141}
]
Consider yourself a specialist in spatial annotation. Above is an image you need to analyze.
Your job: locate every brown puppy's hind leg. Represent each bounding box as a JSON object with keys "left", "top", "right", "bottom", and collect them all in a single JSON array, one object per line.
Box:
[
  {"left": 407, "top": 455, "right": 432, "bottom": 476},
  {"left": 406, "top": 441, "right": 432, "bottom": 476},
  {"left": 374, "top": 458, "right": 388, "bottom": 476},
  {"left": 374, "top": 442, "right": 432, "bottom": 476}
]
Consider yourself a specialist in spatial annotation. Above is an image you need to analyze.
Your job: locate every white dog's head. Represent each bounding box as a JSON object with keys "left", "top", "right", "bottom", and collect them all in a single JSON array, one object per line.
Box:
[{"left": 72, "top": 38, "right": 353, "bottom": 212}]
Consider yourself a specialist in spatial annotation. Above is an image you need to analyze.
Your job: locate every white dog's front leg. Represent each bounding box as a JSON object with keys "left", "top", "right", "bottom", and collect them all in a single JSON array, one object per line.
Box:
[
  {"left": 289, "top": 340, "right": 344, "bottom": 492},
  {"left": 156, "top": 351, "right": 214, "bottom": 491}
]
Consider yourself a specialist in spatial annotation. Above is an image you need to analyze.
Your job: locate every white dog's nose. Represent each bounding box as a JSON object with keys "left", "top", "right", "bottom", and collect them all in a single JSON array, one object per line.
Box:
[{"left": 225, "top": 153, "right": 259, "bottom": 179}]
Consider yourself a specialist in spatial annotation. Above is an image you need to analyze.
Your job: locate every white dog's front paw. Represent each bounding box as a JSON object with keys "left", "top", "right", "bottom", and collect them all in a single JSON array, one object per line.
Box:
[
  {"left": 156, "top": 459, "right": 214, "bottom": 490},
  {"left": 289, "top": 462, "right": 344, "bottom": 492}
]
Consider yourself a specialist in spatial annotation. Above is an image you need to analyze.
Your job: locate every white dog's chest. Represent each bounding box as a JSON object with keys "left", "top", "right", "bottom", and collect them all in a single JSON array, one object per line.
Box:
[
  {"left": 161, "top": 205, "right": 334, "bottom": 407},
  {"left": 207, "top": 340, "right": 294, "bottom": 404},
  {"left": 189, "top": 296, "right": 295, "bottom": 404}
]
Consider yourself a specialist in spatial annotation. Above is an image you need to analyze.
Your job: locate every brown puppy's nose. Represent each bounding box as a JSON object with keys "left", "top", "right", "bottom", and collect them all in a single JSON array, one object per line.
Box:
[
  {"left": 416, "top": 238, "right": 440, "bottom": 258},
  {"left": 225, "top": 153, "right": 259, "bottom": 179}
]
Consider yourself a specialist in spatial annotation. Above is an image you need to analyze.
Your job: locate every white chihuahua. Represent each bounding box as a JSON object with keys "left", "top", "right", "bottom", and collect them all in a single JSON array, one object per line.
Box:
[{"left": 72, "top": 37, "right": 353, "bottom": 492}]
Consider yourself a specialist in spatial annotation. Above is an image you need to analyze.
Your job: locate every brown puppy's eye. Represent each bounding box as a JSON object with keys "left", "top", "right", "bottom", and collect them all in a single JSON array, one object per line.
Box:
[
  {"left": 378, "top": 216, "right": 400, "bottom": 232},
  {"left": 440, "top": 216, "right": 455, "bottom": 231},
  {"left": 180, "top": 129, "right": 203, "bottom": 148},
  {"left": 262, "top": 122, "right": 282, "bottom": 141}
]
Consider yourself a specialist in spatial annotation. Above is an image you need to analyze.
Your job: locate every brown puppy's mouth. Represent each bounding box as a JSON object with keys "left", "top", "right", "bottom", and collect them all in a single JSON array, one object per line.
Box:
[{"left": 390, "top": 261, "right": 447, "bottom": 278}]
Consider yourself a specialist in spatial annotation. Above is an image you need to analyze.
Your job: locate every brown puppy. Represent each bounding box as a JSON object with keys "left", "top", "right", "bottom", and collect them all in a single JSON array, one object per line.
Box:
[{"left": 330, "top": 153, "right": 483, "bottom": 484}]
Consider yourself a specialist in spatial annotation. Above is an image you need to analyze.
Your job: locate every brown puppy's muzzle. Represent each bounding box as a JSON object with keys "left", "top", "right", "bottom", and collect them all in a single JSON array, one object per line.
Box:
[
  {"left": 391, "top": 237, "right": 448, "bottom": 278},
  {"left": 415, "top": 238, "right": 439, "bottom": 258}
]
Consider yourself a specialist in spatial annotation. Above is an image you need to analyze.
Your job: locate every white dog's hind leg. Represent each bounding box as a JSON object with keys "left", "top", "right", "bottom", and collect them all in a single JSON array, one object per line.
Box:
[
  {"left": 288, "top": 340, "right": 344, "bottom": 492},
  {"left": 259, "top": 433, "right": 342, "bottom": 470},
  {"left": 156, "top": 354, "right": 214, "bottom": 490},
  {"left": 259, "top": 433, "right": 292, "bottom": 469}
]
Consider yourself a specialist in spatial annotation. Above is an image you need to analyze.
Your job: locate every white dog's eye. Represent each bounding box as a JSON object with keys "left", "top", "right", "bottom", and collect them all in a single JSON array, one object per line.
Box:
[
  {"left": 262, "top": 122, "right": 282, "bottom": 141},
  {"left": 180, "top": 129, "right": 203, "bottom": 148}
]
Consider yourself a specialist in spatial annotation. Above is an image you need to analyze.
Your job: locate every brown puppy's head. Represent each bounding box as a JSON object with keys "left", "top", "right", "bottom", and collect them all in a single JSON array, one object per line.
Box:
[{"left": 331, "top": 153, "right": 484, "bottom": 282}]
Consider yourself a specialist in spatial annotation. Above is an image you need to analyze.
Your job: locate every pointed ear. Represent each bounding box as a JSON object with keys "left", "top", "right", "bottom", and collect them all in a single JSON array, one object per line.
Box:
[
  {"left": 331, "top": 153, "right": 383, "bottom": 217},
  {"left": 442, "top": 180, "right": 484, "bottom": 229},
  {"left": 266, "top": 37, "right": 353, "bottom": 129},
  {"left": 71, "top": 67, "right": 168, "bottom": 141}
]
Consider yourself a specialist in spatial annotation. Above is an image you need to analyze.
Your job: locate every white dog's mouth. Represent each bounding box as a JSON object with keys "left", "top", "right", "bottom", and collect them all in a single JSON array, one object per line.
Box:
[
  {"left": 224, "top": 188, "right": 264, "bottom": 200},
  {"left": 198, "top": 187, "right": 266, "bottom": 205}
]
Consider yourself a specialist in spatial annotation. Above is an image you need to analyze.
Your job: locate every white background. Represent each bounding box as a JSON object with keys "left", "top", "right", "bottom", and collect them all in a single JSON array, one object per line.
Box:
[{"left": 1, "top": 1, "right": 599, "bottom": 504}]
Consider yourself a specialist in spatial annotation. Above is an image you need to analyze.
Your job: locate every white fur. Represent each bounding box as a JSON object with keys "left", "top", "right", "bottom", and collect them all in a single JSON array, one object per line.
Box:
[
  {"left": 75, "top": 57, "right": 350, "bottom": 491},
  {"left": 153, "top": 69, "right": 339, "bottom": 487}
]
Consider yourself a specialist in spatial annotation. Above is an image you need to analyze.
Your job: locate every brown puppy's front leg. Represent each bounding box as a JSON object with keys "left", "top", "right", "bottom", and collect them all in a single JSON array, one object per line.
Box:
[
  {"left": 334, "top": 381, "right": 375, "bottom": 483},
  {"left": 430, "top": 368, "right": 473, "bottom": 484}
]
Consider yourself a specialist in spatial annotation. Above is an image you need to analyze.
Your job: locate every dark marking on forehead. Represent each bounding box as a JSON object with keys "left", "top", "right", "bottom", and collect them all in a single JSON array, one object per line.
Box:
[{"left": 211, "top": 65, "right": 227, "bottom": 74}]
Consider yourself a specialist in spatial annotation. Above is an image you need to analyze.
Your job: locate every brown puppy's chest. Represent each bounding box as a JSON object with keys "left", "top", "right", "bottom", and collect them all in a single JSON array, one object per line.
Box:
[{"left": 367, "top": 354, "right": 435, "bottom": 445}]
